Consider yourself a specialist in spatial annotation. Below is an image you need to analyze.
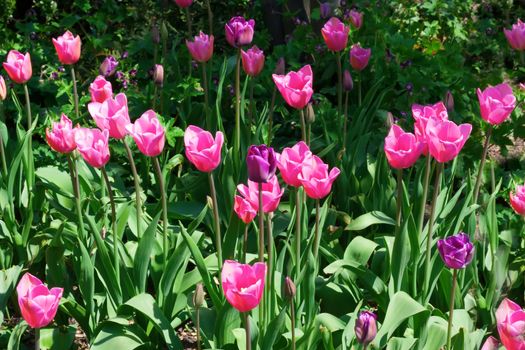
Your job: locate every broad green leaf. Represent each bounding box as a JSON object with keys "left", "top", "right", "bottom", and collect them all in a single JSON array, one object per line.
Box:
[
  {"left": 346, "top": 211, "right": 395, "bottom": 231},
  {"left": 40, "top": 326, "right": 76, "bottom": 350},
  {"left": 133, "top": 212, "right": 161, "bottom": 293},
  {"left": 91, "top": 322, "right": 147, "bottom": 350}
]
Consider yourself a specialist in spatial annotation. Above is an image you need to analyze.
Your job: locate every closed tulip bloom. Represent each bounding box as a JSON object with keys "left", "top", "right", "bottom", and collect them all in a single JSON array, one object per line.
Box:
[
  {"left": 153, "top": 64, "right": 164, "bottom": 87},
  {"left": 480, "top": 336, "right": 499, "bottom": 350},
  {"left": 274, "top": 57, "right": 285, "bottom": 75},
  {"left": 477, "top": 83, "right": 516, "bottom": 125},
  {"left": 276, "top": 141, "right": 312, "bottom": 187},
  {"left": 241, "top": 46, "right": 265, "bottom": 77},
  {"left": 321, "top": 17, "right": 350, "bottom": 52},
  {"left": 496, "top": 298, "right": 525, "bottom": 350},
  {"left": 504, "top": 19, "right": 525, "bottom": 51},
  {"left": 186, "top": 32, "right": 214, "bottom": 63},
  {"left": 0, "top": 75, "right": 6, "bottom": 100},
  {"left": 99, "top": 55, "right": 118, "bottom": 77},
  {"left": 3, "top": 50, "right": 32, "bottom": 84},
  {"left": 89, "top": 75, "right": 113, "bottom": 103},
  {"left": 298, "top": 155, "right": 340, "bottom": 199},
  {"left": 225, "top": 16, "right": 255, "bottom": 48},
  {"left": 445, "top": 91, "right": 454, "bottom": 111},
  {"left": 343, "top": 70, "right": 353, "bottom": 91},
  {"left": 349, "top": 44, "right": 371, "bottom": 71},
  {"left": 425, "top": 118, "right": 471, "bottom": 163},
  {"left": 46, "top": 114, "right": 77, "bottom": 154},
  {"left": 174, "top": 0, "right": 192, "bottom": 7},
  {"left": 384, "top": 124, "right": 424, "bottom": 169},
  {"left": 320, "top": 3, "right": 331, "bottom": 18},
  {"left": 234, "top": 195, "right": 258, "bottom": 224},
  {"left": 437, "top": 233, "right": 474, "bottom": 269},
  {"left": 126, "top": 110, "right": 166, "bottom": 157},
  {"left": 510, "top": 184, "right": 525, "bottom": 216},
  {"left": 17, "top": 273, "right": 63, "bottom": 329},
  {"left": 74, "top": 128, "right": 111, "bottom": 168},
  {"left": 88, "top": 93, "right": 130, "bottom": 139},
  {"left": 412, "top": 102, "right": 448, "bottom": 154},
  {"left": 52, "top": 30, "right": 81, "bottom": 65},
  {"left": 246, "top": 144, "right": 277, "bottom": 183},
  {"left": 184, "top": 125, "right": 224, "bottom": 172},
  {"left": 237, "top": 176, "right": 285, "bottom": 213},
  {"left": 355, "top": 311, "right": 377, "bottom": 345},
  {"left": 349, "top": 10, "right": 363, "bottom": 29},
  {"left": 272, "top": 65, "right": 314, "bottom": 110},
  {"left": 221, "top": 260, "right": 266, "bottom": 312}
]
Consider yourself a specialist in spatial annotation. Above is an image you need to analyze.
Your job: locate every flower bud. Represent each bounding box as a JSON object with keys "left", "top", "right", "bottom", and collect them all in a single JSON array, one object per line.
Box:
[
  {"left": 355, "top": 311, "right": 377, "bottom": 345},
  {"left": 246, "top": 144, "right": 277, "bottom": 183},
  {"left": 343, "top": 70, "right": 353, "bottom": 91},
  {"left": 153, "top": 64, "right": 164, "bottom": 87},
  {"left": 305, "top": 103, "right": 315, "bottom": 124},
  {"left": 320, "top": 3, "right": 331, "bottom": 19},
  {"left": 0, "top": 76, "right": 7, "bottom": 101},
  {"left": 161, "top": 21, "right": 168, "bottom": 44},
  {"left": 193, "top": 283, "right": 205, "bottom": 308},
  {"left": 99, "top": 56, "right": 118, "bottom": 77},
  {"left": 445, "top": 90, "right": 454, "bottom": 112},
  {"left": 274, "top": 57, "right": 285, "bottom": 75},
  {"left": 284, "top": 277, "right": 296, "bottom": 300}
]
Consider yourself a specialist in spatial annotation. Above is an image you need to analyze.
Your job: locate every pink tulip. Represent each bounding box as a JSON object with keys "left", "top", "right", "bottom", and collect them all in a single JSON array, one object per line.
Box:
[
  {"left": 52, "top": 30, "right": 81, "bottom": 65},
  {"left": 17, "top": 273, "right": 63, "bottom": 329},
  {"left": 496, "top": 298, "right": 525, "bottom": 350},
  {"left": 321, "top": 17, "right": 350, "bottom": 52},
  {"left": 412, "top": 101, "right": 448, "bottom": 154},
  {"left": 221, "top": 260, "right": 266, "bottom": 312},
  {"left": 237, "top": 175, "right": 284, "bottom": 213},
  {"left": 272, "top": 65, "right": 314, "bottom": 110},
  {"left": 298, "top": 155, "right": 340, "bottom": 199},
  {"left": 174, "top": 0, "right": 192, "bottom": 7},
  {"left": 234, "top": 195, "right": 257, "bottom": 224},
  {"left": 74, "top": 128, "right": 111, "bottom": 168},
  {"left": 504, "top": 19, "right": 525, "bottom": 51},
  {"left": 0, "top": 75, "right": 6, "bottom": 100},
  {"left": 186, "top": 32, "right": 214, "bottom": 63},
  {"left": 89, "top": 75, "right": 113, "bottom": 103},
  {"left": 481, "top": 336, "right": 500, "bottom": 350},
  {"left": 510, "top": 184, "right": 525, "bottom": 216},
  {"left": 276, "top": 141, "right": 312, "bottom": 187},
  {"left": 241, "top": 46, "right": 265, "bottom": 77},
  {"left": 125, "top": 110, "right": 165, "bottom": 157},
  {"left": 225, "top": 16, "right": 255, "bottom": 48},
  {"left": 384, "top": 124, "right": 424, "bottom": 169},
  {"left": 349, "top": 44, "right": 371, "bottom": 71},
  {"left": 46, "top": 114, "right": 77, "bottom": 154},
  {"left": 3, "top": 50, "right": 32, "bottom": 84},
  {"left": 425, "top": 118, "right": 471, "bottom": 163},
  {"left": 349, "top": 10, "right": 363, "bottom": 29},
  {"left": 184, "top": 125, "right": 224, "bottom": 172},
  {"left": 477, "top": 83, "right": 516, "bottom": 125},
  {"left": 88, "top": 93, "right": 130, "bottom": 139}
]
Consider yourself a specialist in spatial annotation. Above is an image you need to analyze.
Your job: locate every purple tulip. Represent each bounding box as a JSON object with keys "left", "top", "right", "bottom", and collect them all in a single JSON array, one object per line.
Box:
[
  {"left": 225, "top": 16, "right": 255, "bottom": 48},
  {"left": 320, "top": 3, "right": 331, "bottom": 18},
  {"left": 99, "top": 55, "right": 119, "bottom": 77},
  {"left": 355, "top": 311, "right": 377, "bottom": 345},
  {"left": 343, "top": 70, "right": 353, "bottom": 91},
  {"left": 246, "top": 144, "right": 277, "bottom": 183},
  {"left": 437, "top": 233, "right": 474, "bottom": 269}
]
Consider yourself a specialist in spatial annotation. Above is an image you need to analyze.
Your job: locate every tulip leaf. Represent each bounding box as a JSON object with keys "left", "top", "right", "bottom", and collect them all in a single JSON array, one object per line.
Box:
[
  {"left": 261, "top": 307, "right": 287, "bottom": 349},
  {"left": 91, "top": 321, "right": 147, "bottom": 350},
  {"left": 40, "top": 325, "right": 76, "bottom": 350},
  {"left": 345, "top": 211, "right": 395, "bottom": 231},
  {"left": 0, "top": 265, "right": 22, "bottom": 313},
  {"left": 133, "top": 212, "right": 161, "bottom": 294},
  {"left": 7, "top": 320, "right": 28, "bottom": 350}
]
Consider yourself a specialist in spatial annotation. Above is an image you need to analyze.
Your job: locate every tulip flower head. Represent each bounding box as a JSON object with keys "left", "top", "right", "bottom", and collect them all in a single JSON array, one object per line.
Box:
[
  {"left": 425, "top": 118, "right": 471, "bottom": 163},
  {"left": 276, "top": 141, "right": 312, "bottom": 187},
  {"left": 52, "top": 30, "right": 81, "bottom": 65},
  {"left": 504, "top": 19, "right": 525, "bottom": 51},
  {"left": 174, "top": 0, "right": 193, "bottom": 7},
  {"left": 99, "top": 55, "right": 118, "bottom": 77},
  {"left": 0, "top": 75, "right": 6, "bottom": 100},
  {"left": 126, "top": 110, "right": 166, "bottom": 157},
  {"left": 237, "top": 176, "right": 284, "bottom": 213},
  {"left": 349, "top": 9, "right": 363, "bottom": 29},
  {"left": 186, "top": 32, "right": 214, "bottom": 63},
  {"left": 88, "top": 93, "right": 130, "bottom": 139},
  {"left": 496, "top": 298, "right": 525, "bottom": 349},
  {"left": 349, "top": 44, "right": 371, "bottom": 71},
  {"left": 3, "top": 50, "right": 32, "bottom": 84},
  {"left": 274, "top": 57, "right": 286, "bottom": 75},
  {"left": 272, "top": 65, "right": 314, "bottom": 110},
  {"left": 46, "top": 114, "right": 77, "bottom": 154},
  {"left": 234, "top": 195, "right": 258, "bottom": 224},
  {"left": 221, "top": 260, "right": 266, "bottom": 312},
  {"left": 89, "top": 75, "right": 113, "bottom": 103},
  {"left": 17, "top": 273, "right": 63, "bottom": 329},
  {"left": 321, "top": 17, "right": 350, "bottom": 52},
  {"left": 241, "top": 46, "right": 265, "bottom": 77},
  {"left": 384, "top": 124, "right": 424, "bottom": 169},
  {"left": 74, "top": 128, "right": 111, "bottom": 168},
  {"left": 355, "top": 311, "right": 377, "bottom": 345},
  {"left": 246, "top": 144, "right": 277, "bottom": 183},
  {"left": 320, "top": 3, "right": 331, "bottom": 18},
  {"left": 477, "top": 83, "right": 516, "bottom": 125},
  {"left": 225, "top": 16, "right": 255, "bottom": 48},
  {"left": 343, "top": 70, "right": 353, "bottom": 91},
  {"left": 298, "top": 155, "right": 340, "bottom": 199},
  {"left": 153, "top": 64, "right": 164, "bottom": 87},
  {"left": 184, "top": 125, "right": 224, "bottom": 172},
  {"left": 480, "top": 336, "right": 500, "bottom": 350},
  {"left": 412, "top": 101, "right": 448, "bottom": 154},
  {"left": 510, "top": 184, "right": 525, "bottom": 216},
  {"left": 437, "top": 233, "right": 474, "bottom": 269}
]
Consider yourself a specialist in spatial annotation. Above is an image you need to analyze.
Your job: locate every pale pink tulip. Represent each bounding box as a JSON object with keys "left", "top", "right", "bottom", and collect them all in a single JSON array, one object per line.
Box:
[
  {"left": 384, "top": 124, "right": 424, "bottom": 169},
  {"left": 89, "top": 76, "right": 113, "bottom": 103},
  {"left": 425, "top": 118, "right": 471, "bottom": 163},
  {"left": 74, "top": 128, "right": 111, "bottom": 168},
  {"left": 276, "top": 141, "right": 312, "bottom": 187},
  {"left": 477, "top": 83, "right": 516, "bottom": 125},
  {"left": 272, "top": 65, "right": 313, "bottom": 110},
  {"left": 46, "top": 114, "right": 77, "bottom": 154},
  {"left": 88, "top": 93, "right": 130, "bottom": 139},
  {"left": 184, "top": 125, "right": 224, "bottom": 172},
  {"left": 221, "top": 260, "right": 266, "bottom": 312},
  {"left": 52, "top": 30, "right": 81, "bottom": 65},
  {"left": 496, "top": 298, "right": 525, "bottom": 350},
  {"left": 321, "top": 17, "right": 350, "bottom": 52},
  {"left": 186, "top": 32, "right": 214, "bottom": 63},
  {"left": 125, "top": 110, "right": 165, "bottom": 157},
  {"left": 237, "top": 176, "right": 284, "bottom": 213},
  {"left": 298, "top": 155, "right": 340, "bottom": 199},
  {"left": 234, "top": 195, "right": 257, "bottom": 224},
  {"left": 3, "top": 50, "right": 32, "bottom": 84},
  {"left": 481, "top": 336, "right": 499, "bottom": 350}
]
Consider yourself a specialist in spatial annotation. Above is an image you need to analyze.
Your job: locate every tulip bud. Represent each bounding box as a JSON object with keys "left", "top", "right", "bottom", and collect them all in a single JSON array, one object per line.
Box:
[
  {"left": 305, "top": 103, "right": 315, "bottom": 124},
  {"left": 320, "top": 3, "right": 331, "bottom": 19},
  {"left": 153, "top": 64, "right": 164, "bottom": 87},
  {"left": 193, "top": 283, "right": 205, "bottom": 308},
  {"left": 355, "top": 311, "right": 377, "bottom": 345},
  {"left": 151, "top": 24, "right": 160, "bottom": 44},
  {"left": 274, "top": 57, "right": 285, "bottom": 75},
  {"left": 0, "top": 76, "right": 6, "bottom": 101},
  {"left": 343, "top": 70, "right": 353, "bottom": 91},
  {"left": 246, "top": 144, "right": 277, "bottom": 183},
  {"left": 99, "top": 56, "right": 118, "bottom": 77},
  {"left": 444, "top": 91, "right": 454, "bottom": 112},
  {"left": 386, "top": 111, "right": 394, "bottom": 128},
  {"left": 284, "top": 277, "right": 296, "bottom": 300}
]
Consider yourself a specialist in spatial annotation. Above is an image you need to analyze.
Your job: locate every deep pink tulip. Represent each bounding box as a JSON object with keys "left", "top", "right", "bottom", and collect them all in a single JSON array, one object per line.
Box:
[
  {"left": 125, "top": 110, "right": 165, "bottom": 157},
  {"left": 184, "top": 125, "right": 224, "bottom": 172},
  {"left": 89, "top": 75, "right": 113, "bottom": 103},
  {"left": 52, "top": 30, "right": 81, "bottom": 65},
  {"left": 234, "top": 195, "right": 257, "bottom": 224},
  {"left": 272, "top": 65, "right": 313, "bottom": 110},
  {"left": 3, "top": 50, "right": 32, "bottom": 84},
  {"left": 46, "top": 114, "right": 77, "bottom": 154},
  {"left": 496, "top": 298, "right": 525, "bottom": 349},
  {"left": 477, "top": 83, "right": 516, "bottom": 125},
  {"left": 321, "top": 17, "right": 350, "bottom": 52},
  {"left": 384, "top": 124, "right": 424, "bottom": 169},
  {"left": 349, "top": 10, "right": 363, "bottom": 29},
  {"left": 298, "top": 155, "right": 340, "bottom": 199},
  {"left": 412, "top": 101, "right": 448, "bottom": 154},
  {"left": 17, "top": 273, "right": 63, "bottom": 329},
  {"left": 481, "top": 336, "right": 500, "bottom": 350},
  {"left": 504, "top": 19, "right": 525, "bottom": 51},
  {"left": 276, "top": 141, "right": 312, "bottom": 187},
  {"left": 510, "top": 184, "right": 525, "bottom": 216},
  {"left": 221, "top": 260, "right": 266, "bottom": 312},
  {"left": 0, "top": 75, "right": 6, "bottom": 100},
  {"left": 425, "top": 118, "right": 471, "bottom": 163},
  {"left": 241, "top": 46, "right": 265, "bottom": 77},
  {"left": 186, "top": 32, "right": 214, "bottom": 63},
  {"left": 174, "top": 0, "right": 192, "bottom": 7},
  {"left": 88, "top": 93, "right": 130, "bottom": 139},
  {"left": 225, "top": 16, "right": 255, "bottom": 48},
  {"left": 349, "top": 44, "right": 371, "bottom": 71},
  {"left": 355, "top": 311, "right": 377, "bottom": 345},
  {"left": 74, "top": 128, "right": 111, "bottom": 168},
  {"left": 237, "top": 176, "right": 284, "bottom": 213}
]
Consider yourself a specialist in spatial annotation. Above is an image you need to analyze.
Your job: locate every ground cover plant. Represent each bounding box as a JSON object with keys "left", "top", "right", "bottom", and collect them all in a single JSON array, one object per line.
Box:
[{"left": 1, "top": 0, "right": 525, "bottom": 349}]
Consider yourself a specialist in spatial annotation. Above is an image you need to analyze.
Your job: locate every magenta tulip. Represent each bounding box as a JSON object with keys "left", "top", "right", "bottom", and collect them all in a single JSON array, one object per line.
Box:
[
  {"left": 88, "top": 93, "right": 130, "bottom": 139},
  {"left": 298, "top": 155, "right": 340, "bottom": 199},
  {"left": 321, "top": 17, "right": 350, "bottom": 52},
  {"left": 126, "top": 110, "right": 166, "bottom": 157},
  {"left": 46, "top": 114, "right": 77, "bottom": 154},
  {"left": 3, "top": 50, "right": 32, "bottom": 84},
  {"left": 52, "top": 30, "right": 81, "bottom": 65},
  {"left": 496, "top": 298, "right": 525, "bottom": 349},
  {"left": 425, "top": 118, "right": 471, "bottom": 163},
  {"left": 437, "top": 232, "right": 474, "bottom": 269},
  {"left": 184, "top": 125, "right": 224, "bottom": 172},
  {"left": 481, "top": 336, "right": 499, "bottom": 350},
  {"left": 276, "top": 141, "right": 312, "bottom": 187},
  {"left": 349, "top": 44, "right": 371, "bottom": 71},
  {"left": 174, "top": 0, "right": 192, "bottom": 7},
  {"left": 355, "top": 311, "right": 377, "bottom": 345},
  {"left": 477, "top": 83, "right": 516, "bottom": 125},
  {"left": 221, "top": 260, "right": 266, "bottom": 312},
  {"left": 349, "top": 9, "right": 363, "bottom": 29},
  {"left": 186, "top": 32, "right": 214, "bottom": 63},
  {"left": 74, "top": 128, "right": 111, "bottom": 168},
  {"left": 99, "top": 55, "right": 118, "bottom": 77},
  {"left": 412, "top": 101, "right": 448, "bottom": 154},
  {"left": 0, "top": 75, "right": 6, "bottom": 100},
  {"left": 384, "top": 124, "right": 424, "bottom": 169},
  {"left": 237, "top": 176, "right": 284, "bottom": 213},
  {"left": 241, "top": 46, "right": 265, "bottom": 77},
  {"left": 510, "top": 184, "right": 525, "bottom": 216},
  {"left": 89, "top": 75, "right": 113, "bottom": 103},
  {"left": 272, "top": 65, "right": 314, "bottom": 110},
  {"left": 504, "top": 19, "right": 525, "bottom": 51},
  {"left": 225, "top": 16, "right": 255, "bottom": 48},
  {"left": 234, "top": 195, "right": 257, "bottom": 224},
  {"left": 17, "top": 273, "right": 63, "bottom": 329}
]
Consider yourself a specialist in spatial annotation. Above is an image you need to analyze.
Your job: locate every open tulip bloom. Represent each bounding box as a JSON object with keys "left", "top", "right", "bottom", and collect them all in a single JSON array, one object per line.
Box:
[
  {"left": 88, "top": 93, "right": 130, "bottom": 139},
  {"left": 46, "top": 114, "right": 77, "bottom": 154},
  {"left": 496, "top": 298, "right": 525, "bottom": 349},
  {"left": 504, "top": 19, "right": 525, "bottom": 51},
  {"left": 477, "top": 83, "right": 516, "bottom": 125},
  {"left": 52, "top": 30, "right": 81, "bottom": 65},
  {"left": 3, "top": 50, "right": 32, "bottom": 84},
  {"left": 384, "top": 124, "right": 424, "bottom": 169},
  {"left": 321, "top": 17, "right": 350, "bottom": 52},
  {"left": 412, "top": 101, "right": 448, "bottom": 155}
]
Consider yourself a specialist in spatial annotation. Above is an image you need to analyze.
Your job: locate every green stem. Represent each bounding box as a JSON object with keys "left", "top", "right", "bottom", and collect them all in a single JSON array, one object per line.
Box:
[
  {"left": 208, "top": 172, "right": 223, "bottom": 270},
  {"left": 295, "top": 188, "right": 302, "bottom": 281},
  {"left": 206, "top": 0, "right": 213, "bottom": 34},
  {"left": 313, "top": 199, "right": 321, "bottom": 259},
  {"left": 34, "top": 327, "right": 40, "bottom": 350},
  {"left": 123, "top": 139, "right": 143, "bottom": 238},
  {"left": 234, "top": 49, "right": 241, "bottom": 154},
  {"left": 71, "top": 66, "right": 79, "bottom": 120},
  {"left": 472, "top": 125, "right": 493, "bottom": 206},
  {"left": 417, "top": 156, "right": 432, "bottom": 238},
  {"left": 67, "top": 154, "right": 85, "bottom": 241},
  {"left": 266, "top": 213, "right": 273, "bottom": 321},
  {"left": 396, "top": 169, "right": 403, "bottom": 231},
  {"left": 152, "top": 84, "right": 158, "bottom": 110},
  {"left": 342, "top": 91, "right": 349, "bottom": 152},
  {"left": 244, "top": 313, "right": 251, "bottom": 350},
  {"left": 336, "top": 52, "right": 342, "bottom": 117},
  {"left": 446, "top": 269, "right": 458, "bottom": 350},
  {"left": 202, "top": 62, "right": 211, "bottom": 130},
  {"left": 24, "top": 84, "right": 32, "bottom": 128},
  {"left": 267, "top": 87, "right": 277, "bottom": 144},
  {"left": 299, "top": 109, "right": 307, "bottom": 144},
  {"left": 258, "top": 182, "right": 265, "bottom": 262},
  {"left": 358, "top": 73, "right": 362, "bottom": 107},
  {"left": 153, "top": 157, "right": 169, "bottom": 266},
  {"left": 23, "top": 83, "right": 33, "bottom": 191},
  {"left": 196, "top": 307, "right": 201, "bottom": 350},
  {"left": 290, "top": 297, "right": 296, "bottom": 350},
  {"left": 101, "top": 167, "right": 119, "bottom": 282},
  {"left": 243, "top": 225, "right": 248, "bottom": 263},
  {"left": 249, "top": 77, "right": 254, "bottom": 127},
  {"left": 0, "top": 133, "right": 7, "bottom": 180}
]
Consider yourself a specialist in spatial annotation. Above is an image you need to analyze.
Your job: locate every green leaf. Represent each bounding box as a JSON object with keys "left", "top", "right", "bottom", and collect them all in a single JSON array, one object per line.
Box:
[
  {"left": 7, "top": 320, "right": 28, "bottom": 350},
  {"left": 261, "top": 307, "right": 287, "bottom": 349},
  {"left": 40, "top": 326, "right": 76, "bottom": 350},
  {"left": 0, "top": 265, "right": 22, "bottom": 313},
  {"left": 345, "top": 211, "right": 395, "bottom": 231},
  {"left": 91, "top": 322, "right": 147, "bottom": 350},
  {"left": 133, "top": 212, "right": 161, "bottom": 293}
]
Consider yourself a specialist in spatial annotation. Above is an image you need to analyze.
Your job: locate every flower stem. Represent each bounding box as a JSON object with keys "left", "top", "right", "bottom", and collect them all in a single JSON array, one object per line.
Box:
[
  {"left": 336, "top": 52, "right": 342, "bottom": 117},
  {"left": 295, "top": 188, "right": 302, "bottom": 281},
  {"left": 185, "top": 7, "right": 193, "bottom": 37},
  {"left": 243, "top": 225, "right": 248, "bottom": 263},
  {"left": 396, "top": 169, "right": 403, "bottom": 232},
  {"left": 299, "top": 109, "right": 307, "bottom": 144},
  {"left": 23, "top": 83, "right": 33, "bottom": 191},
  {"left": 205, "top": 0, "right": 213, "bottom": 34},
  {"left": 313, "top": 199, "right": 321, "bottom": 259},
  {"left": 258, "top": 182, "right": 265, "bottom": 262},
  {"left": 67, "top": 154, "right": 85, "bottom": 241},
  {"left": 472, "top": 125, "right": 493, "bottom": 206},
  {"left": 266, "top": 212, "right": 273, "bottom": 321},
  {"left": 290, "top": 297, "right": 296, "bottom": 350},
  {"left": 267, "top": 87, "right": 277, "bottom": 144},
  {"left": 202, "top": 62, "right": 211, "bottom": 130},
  {"left": 71, "top": 66, "right": 79, "bottom": 120},
  {"left": 417, "top": 156, "right": 432, "bottom": 238},
  {"left": 34, "top": 327, "right": 40, "bottom": 350},
  {"left": 24, "top": 84, "right": 32, "bottom": 128},
  {"left": 244, "top": 313, "right": 251, "bottom": 350},
  {"left": 153, "top": 157, "right": 169, "bottom": 266},
  {"left": 342, "top": 91, "right": 349, "bottom": 152},
  {"left": 358, "top": 73, "right": 362, "bottom": 107},
  {"left": 249, "top": 77, "right": 254, "bottom": 127},
  {"left": 234, "top": 49, "right": 241, "bottom": 154},
  {"left": 123, "top": 139, "right": 143, "bottom": 238},
  {"left": 196, "top": 307, "right": 201, "bottom": 350},
  {"left": 208, "top": 172, "right": 223, "bottom": 270},
  {"left": 101, "top": 167, "right": 119, "bottom": 282},
  {"left": 446, "top": 269, "right": 458, "bottom": 350}
]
